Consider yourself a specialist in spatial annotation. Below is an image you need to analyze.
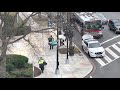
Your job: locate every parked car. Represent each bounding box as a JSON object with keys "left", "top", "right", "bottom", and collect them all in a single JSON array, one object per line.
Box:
[
  {"left": 82, "top": 34, "right": 105, "bottom": 57},
  {"left": 108, "top": 19, "right": 120, "bottom": 34}
]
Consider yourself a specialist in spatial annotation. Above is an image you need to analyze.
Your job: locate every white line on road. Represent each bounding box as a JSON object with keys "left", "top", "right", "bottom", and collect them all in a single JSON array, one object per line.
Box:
[
  {"left": 95, "top": 58, "right": 106, "bottom": 67},
  {"left": 117, "top": 41, "right": 120, "bottom": 45},
  {"left": 90, "top": 76, "right": 92, "bottom": 78},
  {"left": 111, "top": 44, "right": 120, "bottom": 53},
  {"left": 104, "top": 55, "right": 113, "bottom": 63},
  {"left": 105, "top": 48, "right": 119, "bottom": 59},
  {"left": 101, "top": 35, "right": 120, "bottom": 45}
]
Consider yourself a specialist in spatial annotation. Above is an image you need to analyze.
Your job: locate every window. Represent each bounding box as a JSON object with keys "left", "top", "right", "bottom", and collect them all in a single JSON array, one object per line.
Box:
[
  {"left": 84, "top": 41, "right": 88, "bottom": 47},
  {"left": 88, "top": 42, "right": 101, "bottom": 48}
]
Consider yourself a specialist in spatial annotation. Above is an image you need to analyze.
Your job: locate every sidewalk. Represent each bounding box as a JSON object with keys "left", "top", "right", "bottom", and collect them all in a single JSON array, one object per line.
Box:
[
  {"left": 33, "top": 29, "right": 93, "bottom": 78},
  {"left": 7, "top": 13, "right": 93, "bottom": 78}
]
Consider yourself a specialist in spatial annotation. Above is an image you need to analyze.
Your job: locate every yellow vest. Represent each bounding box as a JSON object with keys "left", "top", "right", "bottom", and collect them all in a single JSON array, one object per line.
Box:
[{"left": 38, "top": 59, "right": 44, "bottom": 64}]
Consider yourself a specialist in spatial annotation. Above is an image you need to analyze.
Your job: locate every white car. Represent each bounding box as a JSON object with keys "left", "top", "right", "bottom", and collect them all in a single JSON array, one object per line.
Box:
[{"left": 82, "top": 34, "right": 105, "bottom": 57}]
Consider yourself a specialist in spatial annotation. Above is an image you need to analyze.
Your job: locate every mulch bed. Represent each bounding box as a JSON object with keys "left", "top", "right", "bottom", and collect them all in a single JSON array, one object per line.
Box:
[{"left": 34, "top": 66, "right": 41, "bottom": 77}]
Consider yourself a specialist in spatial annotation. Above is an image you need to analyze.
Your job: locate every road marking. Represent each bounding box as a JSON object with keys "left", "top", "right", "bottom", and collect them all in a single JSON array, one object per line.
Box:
[
  {"left": 105, "top": 48, "right": 119, "bottom": 59},
  {"left": 111, "top": 44, "right": 120, "bottom": 53},
  {"left": 90, "top": 76, "right": 92, "bottom": 78},
  {"left": 101, "top": 35, "right": 120, "bottom": 45},
  {"left": 95, "top": 58, "right": 106, "bottom": 67},
  {"left": 117, "top": 41, "right": 120, "bottom": 45},
  {"left": 104, "top": 55, "right": 112, "bottom": 63}
]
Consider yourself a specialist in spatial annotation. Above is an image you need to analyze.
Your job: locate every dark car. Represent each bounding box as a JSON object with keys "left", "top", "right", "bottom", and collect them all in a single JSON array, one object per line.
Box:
[{"left": 108, "top": 19, "right": 120, "bottom": 34}]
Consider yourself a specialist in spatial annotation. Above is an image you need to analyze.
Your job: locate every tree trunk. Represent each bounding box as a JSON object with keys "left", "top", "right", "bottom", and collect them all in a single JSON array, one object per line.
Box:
[
  {"left": 0, "top": 40, "right": 7, "bottom": 78},
  {"left": 0, "top": 40, "right": 8, "bottom": 62}
]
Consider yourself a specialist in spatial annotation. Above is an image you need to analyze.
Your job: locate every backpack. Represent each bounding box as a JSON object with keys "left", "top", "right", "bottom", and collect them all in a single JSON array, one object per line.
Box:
[{"left": 48, "top": 37, "right": 52, "bottom": 42}]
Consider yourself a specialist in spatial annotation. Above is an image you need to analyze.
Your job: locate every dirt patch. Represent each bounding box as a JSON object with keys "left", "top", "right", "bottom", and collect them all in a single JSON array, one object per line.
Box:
[
  {"left": 59, "top": 47, "right": 81, "bottom": 54},
  {"left": 34, "top": 66, "right": 41, "bottom": 77}
]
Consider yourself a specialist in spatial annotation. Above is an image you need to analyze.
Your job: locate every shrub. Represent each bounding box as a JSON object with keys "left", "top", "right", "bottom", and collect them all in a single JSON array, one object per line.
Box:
[
  {"left": 6, "top": 54, "right": 32, "bottom": 78},
  {"left": 6, "top": 63, "right": 15, "bottom": 72},
  {"left": 21, "top": 68, "right": 33, "bottom": 77},
  {"left": 10, "top": 70, "right": 22, "bottom": 77},
  {"left": 10, "top": 68, "right": 33, "bottom": 78},
  {"left": 6, "top": 54, "right": 28, "bottom": 69}
]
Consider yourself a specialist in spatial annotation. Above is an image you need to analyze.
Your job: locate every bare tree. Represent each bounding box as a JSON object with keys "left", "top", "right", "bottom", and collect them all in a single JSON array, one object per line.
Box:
[{"left": 0, "top": 12, "right": 56, "bottom": 77}]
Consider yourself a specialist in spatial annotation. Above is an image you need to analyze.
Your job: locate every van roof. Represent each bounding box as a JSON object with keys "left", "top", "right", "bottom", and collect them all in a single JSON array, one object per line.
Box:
[{"left": 75, "top": 12, "right": 101, "bottom": 22}]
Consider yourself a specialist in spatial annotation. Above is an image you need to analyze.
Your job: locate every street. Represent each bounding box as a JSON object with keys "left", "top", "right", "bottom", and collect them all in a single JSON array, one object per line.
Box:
[{"left": 72, "top": 12, "right": 120, "bottom": 78}]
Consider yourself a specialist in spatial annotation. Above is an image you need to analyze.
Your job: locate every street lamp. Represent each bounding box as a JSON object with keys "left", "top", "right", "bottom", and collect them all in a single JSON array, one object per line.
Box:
[
  {"left": 55, "top": 12, "right": 59, "bottom": 74},
  {"left": 65, "top": 12, "right": 70, "bottom": 64}
]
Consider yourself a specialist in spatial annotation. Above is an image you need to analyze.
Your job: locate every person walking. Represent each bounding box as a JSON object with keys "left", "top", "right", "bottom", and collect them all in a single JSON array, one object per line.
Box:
[
  {"left": 38, "top": 57, "right": 47, "bottom": 73},
  {"left": 48, "top": 35, "right": 54, "bottom": 50}
]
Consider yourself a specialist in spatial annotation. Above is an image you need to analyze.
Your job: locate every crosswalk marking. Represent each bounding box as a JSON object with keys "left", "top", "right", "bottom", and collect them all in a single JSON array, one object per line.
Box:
[
  {"left": 105, "top": 48, "right": 119, "bottom": 59},
  {"left": 117, "top": 41, "right": 120, "bottom": 45},
  {"left": 104, "top": 55, "right": 112, "bottom": 63},
  {"left": 111, "top": 44, "right": 120, "bottom": 53},
  {"left": 95, "top": 58, "right": 106, "bottom": 66},
  {"left": 94, "top": 42, "right": 120, "bottom": 67}
]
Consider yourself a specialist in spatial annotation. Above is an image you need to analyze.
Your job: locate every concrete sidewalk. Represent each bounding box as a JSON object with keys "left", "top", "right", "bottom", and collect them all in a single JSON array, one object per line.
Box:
[
  {"left": 7, "top": 13, "right": 93, "bottom": 78},
  {"left": 33, "top": 29, "right": 93, "bottom": 78}
]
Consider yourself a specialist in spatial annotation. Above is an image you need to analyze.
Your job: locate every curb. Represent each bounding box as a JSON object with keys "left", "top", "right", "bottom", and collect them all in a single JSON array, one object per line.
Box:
[
  {"left": 84, "top": 58, "right": 96, "bottom": 78},
  {"left": 72, "top": 42, "right": 95, "bottom": 78},
  {"left": 51, "top": 29, "right": 95, "bottom": 78},
  {"left": 32, "top": 17, "right": 95, "bottom": 78}
]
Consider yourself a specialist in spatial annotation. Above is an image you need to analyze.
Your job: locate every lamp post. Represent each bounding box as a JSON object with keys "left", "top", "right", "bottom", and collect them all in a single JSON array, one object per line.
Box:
[
  {"left": 55, "top": 12, "right": 59, "bottom": 74},
  {"left": 65, "top": 12, "right": 70, "bottom": 64}
]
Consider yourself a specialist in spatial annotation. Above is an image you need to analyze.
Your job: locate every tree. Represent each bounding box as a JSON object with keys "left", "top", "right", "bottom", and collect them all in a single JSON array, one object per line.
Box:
[{"left": 0, "top": 12, "right": 56, "bottom": 77}]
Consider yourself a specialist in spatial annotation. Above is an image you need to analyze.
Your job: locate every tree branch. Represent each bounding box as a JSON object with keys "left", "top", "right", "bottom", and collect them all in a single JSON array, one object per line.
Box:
[
  {"left": 31, "top": 27, "right": 56, "bottom": 33},
  {"left": 23, "top": 37, "right": 35, "bottom": 48},
  {"left": 8, "top": 34, "right": 26, "bottom": 44},
  {"left": 7, "top": 12, "right": 38, "bottom": 44}
]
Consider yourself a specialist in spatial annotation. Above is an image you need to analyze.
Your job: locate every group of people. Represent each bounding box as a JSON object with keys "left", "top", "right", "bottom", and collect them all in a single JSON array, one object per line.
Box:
[
  {"left": 48, "top": 35, "right": 54, "bottom": 50},
  {"left": 38, "top": 35, "right": 65, "bottom": 74},
  {"left": 48, "top": 35, "right": 65, "bottom": 50}
]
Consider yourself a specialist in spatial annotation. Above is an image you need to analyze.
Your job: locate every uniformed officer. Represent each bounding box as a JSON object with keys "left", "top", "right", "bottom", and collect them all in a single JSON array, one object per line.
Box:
[{"left": 38, "top": 57, "right": 47, "bottom": 73}]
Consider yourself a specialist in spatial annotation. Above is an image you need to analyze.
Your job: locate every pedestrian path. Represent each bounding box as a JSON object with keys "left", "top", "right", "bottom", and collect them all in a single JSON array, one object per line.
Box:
[
  {"left": 94, "top": 41, "right": 120, "bottom": 68},
  {"left": 7, "top": 12, "right": 93, "bottom": 78},
  {"left": 33, "top": 29, "right": 93, "bottom": 78}
]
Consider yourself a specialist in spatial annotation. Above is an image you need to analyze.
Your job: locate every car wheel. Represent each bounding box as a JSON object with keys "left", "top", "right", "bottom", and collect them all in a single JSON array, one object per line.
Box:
[{"left": 88, "top": 52, "right": 91, "bottom": 57}]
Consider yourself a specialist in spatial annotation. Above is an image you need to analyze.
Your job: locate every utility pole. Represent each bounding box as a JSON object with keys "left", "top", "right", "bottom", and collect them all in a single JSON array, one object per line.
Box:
[
  {"left": 69, "top": 12, "right": 74, "bottom": 56},
  {"left": 66, "top": 12, "right": 70, "bottom": 64},
  {"left": 55, "top": 12, "right": 59, "bottom": 74}
]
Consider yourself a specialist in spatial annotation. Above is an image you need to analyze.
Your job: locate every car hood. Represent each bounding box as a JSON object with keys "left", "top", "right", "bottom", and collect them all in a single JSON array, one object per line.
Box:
[
  {"left": 89, "top": 47, "right": 105, "bottom": 53},
  {"left": 115, "top": 26, "right": 120, "bottom": 28}
]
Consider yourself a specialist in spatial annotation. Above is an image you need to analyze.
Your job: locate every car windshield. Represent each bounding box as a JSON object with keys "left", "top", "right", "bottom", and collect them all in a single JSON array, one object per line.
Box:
[
  {"left": 89, "top": 42, "right": 101, "bottom": 48},
  {"left": 85, "top": 21, "right": 102, "bottom": 30}
]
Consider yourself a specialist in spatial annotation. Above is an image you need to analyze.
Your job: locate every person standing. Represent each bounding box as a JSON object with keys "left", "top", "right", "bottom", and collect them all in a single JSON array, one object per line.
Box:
[
  {"left": 48, "top": 35, "right": 54, "bottom": 50},
  {"left": 38, "top": 57, "right": 47, "bottom": 73}
]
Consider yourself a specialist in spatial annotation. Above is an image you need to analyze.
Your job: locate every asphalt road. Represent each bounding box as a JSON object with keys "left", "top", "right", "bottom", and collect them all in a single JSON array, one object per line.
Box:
[{"left": 72, "top": 12, "right": 120, "bottom": 78}]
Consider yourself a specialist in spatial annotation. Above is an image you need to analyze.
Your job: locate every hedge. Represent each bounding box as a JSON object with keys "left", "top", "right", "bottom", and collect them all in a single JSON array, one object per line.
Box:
[{"left": 6, "top": 54, "right": 28, "bottom": 71}]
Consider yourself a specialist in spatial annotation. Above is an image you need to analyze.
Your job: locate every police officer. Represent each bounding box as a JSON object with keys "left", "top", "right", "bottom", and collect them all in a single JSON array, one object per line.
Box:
[{"left": 38, "top": 57, "right": 47, "bottom": 73}]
